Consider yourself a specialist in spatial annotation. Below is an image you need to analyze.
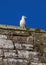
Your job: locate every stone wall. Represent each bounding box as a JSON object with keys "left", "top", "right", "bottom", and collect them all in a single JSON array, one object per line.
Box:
[{"left": 0, "top": 25, "right": 46, "bottom": 65}]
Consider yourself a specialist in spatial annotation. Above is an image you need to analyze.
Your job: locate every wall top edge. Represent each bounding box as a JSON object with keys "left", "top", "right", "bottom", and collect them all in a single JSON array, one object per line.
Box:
[{"left": 0, "top": 24, "right": 46, "bottom": 32}]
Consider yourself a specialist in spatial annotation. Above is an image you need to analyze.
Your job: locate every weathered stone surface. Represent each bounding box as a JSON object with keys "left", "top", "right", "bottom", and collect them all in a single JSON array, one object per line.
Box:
[
  {"left": 42, "top": 33, "right": 46, "bottom": 45},
  {"left": 0, "top": 50, "right": 3, "bottom": 57},
  {"left": 0, "top": 35, "right": 7, "bottom": 39},
  {"left": 22, "top": 44, "right": 33, "bottom": 50},
  {"left": 0, "top": 25, "right": 45, "bottom": 65},
  {"left": 0, "top": 39, "right": 14, "bottom": 49},
  {"left": 13, "top": 36, "right": 27, "bottom": 43},
  {"left": 4, "top": 52, "right": 17, "bottom": 58},
  {"left": 3, "top": 59, "right": 8, "bottom": 65},
  {"left": 18, "top": 50, "right": 29, "bottom": 58},
  {"left": 15, "top": 43, "right": 22, "bottom": 49},
  {"left": 31, "top": 62, "right": 46, "bottom": 65},
  {"left": 15, "top": 43, "right": 33, "bottom": 50},
  {"left": 3, "top": 58, "right": 28, "bottom": 65},
  {"left": 34, "top": 33, "right": 43, "bottom": 44},
  {"left": 27, "top": 36, "right": 33, "bottom": 44},
  {"left": 18, "top": 50, "right": 38, "bottom": 59}
]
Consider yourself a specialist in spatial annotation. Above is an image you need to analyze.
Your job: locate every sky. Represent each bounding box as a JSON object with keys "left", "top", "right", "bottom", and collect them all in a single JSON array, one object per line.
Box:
[{"left": 0, "top": 0, "right": 46, "bottom": 30}]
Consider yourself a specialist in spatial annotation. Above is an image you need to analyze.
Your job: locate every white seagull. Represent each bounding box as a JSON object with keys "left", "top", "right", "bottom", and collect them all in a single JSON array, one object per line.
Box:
[{"left": 20, "top": 16, "right": 27, "bottom": 28}]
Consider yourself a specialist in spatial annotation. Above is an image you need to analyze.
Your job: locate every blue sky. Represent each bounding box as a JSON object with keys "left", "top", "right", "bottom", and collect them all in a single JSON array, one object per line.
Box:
[{"left": 0, "top": 0, "right": 46, "bottom": 30}]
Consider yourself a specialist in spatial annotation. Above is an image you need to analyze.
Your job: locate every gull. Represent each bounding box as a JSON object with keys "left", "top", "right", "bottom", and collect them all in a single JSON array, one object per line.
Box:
[{"left": 20, "top": 16, "right": 27, "bottom": 28}]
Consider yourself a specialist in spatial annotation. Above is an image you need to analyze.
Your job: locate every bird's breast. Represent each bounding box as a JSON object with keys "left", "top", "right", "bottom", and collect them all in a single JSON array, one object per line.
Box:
[{"left": 20, "top": 19, "right": 26, "bottom": 27}]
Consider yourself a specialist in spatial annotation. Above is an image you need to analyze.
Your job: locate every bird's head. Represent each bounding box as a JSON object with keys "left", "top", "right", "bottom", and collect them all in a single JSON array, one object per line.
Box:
[{"left": 22, "top": 16, "right": 27, "bottom": 19}]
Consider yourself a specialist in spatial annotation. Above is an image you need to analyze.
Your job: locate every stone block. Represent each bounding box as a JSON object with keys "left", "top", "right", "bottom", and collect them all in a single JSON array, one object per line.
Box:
[
  {"left": 0, "top": 39, "right": 14, "bottom": 49},
  {"left": 18, "top": 50, "right": 38, "bottom": 59},
  {"left": 22, "top": 44, "right": 33, "bottom": 50},
  {"left": 28, "top": 51, "right": 38, "bottom": 59},
  {"left": 18, "top": 50, "right": 29, "bottom": 58},
  {"left": 0, "top": 35, "right": 7, "bottom": 39},
  {"left": 34, "top": 33, "right": 43, "bottom": 44},
  {"left": 13, "top": 36, "right": 27, "bottom": 43},
  {"left": 27, "top": 36, "right": 33, "bottom": 44},
  {"left": 3, "top": 58, "right": 28, "bottom": 65},
  {"left": 15, "top": 43, "right": 22, "bottom": 49},
  {"left": 42, "top": 33, "right": 46, "bottom": 45},
  {"left": 4, "top": 52, "right": 17, "bottom": 58},
  {"left": 3, "top": 59, "right": 8, "bottom": 65},
  {"left": 0, "top": 58, "right": 3, "bottom": 65}
]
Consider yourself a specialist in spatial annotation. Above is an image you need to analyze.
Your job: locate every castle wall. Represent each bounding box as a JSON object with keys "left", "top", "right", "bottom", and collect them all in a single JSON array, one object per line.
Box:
[{"left": 0, "top": 25, "right": 46, "bottom": 65}]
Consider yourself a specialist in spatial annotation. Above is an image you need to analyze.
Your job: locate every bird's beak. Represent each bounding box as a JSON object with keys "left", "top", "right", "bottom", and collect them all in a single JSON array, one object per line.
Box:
[{"left": 25, "top": 16, "right": 27, "bottom": 18}]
